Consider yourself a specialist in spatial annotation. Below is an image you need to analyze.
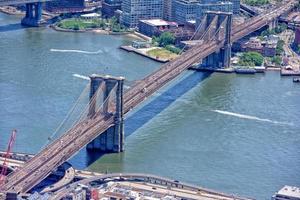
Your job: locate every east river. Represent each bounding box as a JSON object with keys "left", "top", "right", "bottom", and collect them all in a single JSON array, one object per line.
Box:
[{"left": 0, "top": 13, "right": 300, "bottom": 199}]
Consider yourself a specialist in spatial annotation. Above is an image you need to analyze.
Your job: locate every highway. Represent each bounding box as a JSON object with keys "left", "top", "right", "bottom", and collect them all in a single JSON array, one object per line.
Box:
[{"left": 0, "top": 0, "right": 297, "bottom": 194}]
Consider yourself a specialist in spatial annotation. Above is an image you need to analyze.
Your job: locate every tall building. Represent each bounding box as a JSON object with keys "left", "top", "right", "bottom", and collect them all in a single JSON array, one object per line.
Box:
[
  {"left": 163, "top": 0, "right": 173, "bottom": 20},
  {"left": 121, "top": 0, "right": 163, "bottom": 28},
  {"left": 294, "top": 27, "right": 300, "bottom": 45},
  {"left": 171, "top": 0, "right": 200, "bottom": 24},
  {"left": 229, "top": 0, "right": 240, "bottom": 14},
  {"left": 201, "top": 0, "right": 240, "bottom": 14},
  {"left": 196, "top": 1, "right": 233, "bottom": 18},
  {"left": 102, "top": 0, "right": 122, "bottom": 18},
  {"left": 172, "top": 0, "right": 234, "bottom": 24}
]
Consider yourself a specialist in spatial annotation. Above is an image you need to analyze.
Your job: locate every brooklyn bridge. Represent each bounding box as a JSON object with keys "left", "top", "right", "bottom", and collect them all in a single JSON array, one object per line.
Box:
[{"left": 0, "top": 0, "right": 297, "bottom": 195}]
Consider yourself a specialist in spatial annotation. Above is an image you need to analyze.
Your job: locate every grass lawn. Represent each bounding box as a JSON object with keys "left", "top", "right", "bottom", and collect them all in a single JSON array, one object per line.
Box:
[
  {"left": 147, "top": 48, "right": 178, "bottom": 60},
  {"left": 57, "top": 18, "right": 129, "bottom": 32},
  {"left": 58, "top": 18, "right": 102, "bottom": 30}
]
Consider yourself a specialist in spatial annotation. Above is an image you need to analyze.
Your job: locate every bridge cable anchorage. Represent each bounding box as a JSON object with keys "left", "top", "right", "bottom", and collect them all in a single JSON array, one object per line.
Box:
[{"left": 41, "top": 83, "right": 90, "bottom": 149}]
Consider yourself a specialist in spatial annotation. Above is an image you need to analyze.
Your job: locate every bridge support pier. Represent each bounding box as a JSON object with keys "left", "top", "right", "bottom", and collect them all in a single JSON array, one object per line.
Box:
[
  {"left": 21, "top": 2, "right": 43, "bottom": 27},
  {"left": 268, "top": 19, "right": 278, "bottom": 30},
  {"left": 200, "top": 11, "right": 232, "bottom": 68},
  {"left": 86, "top": 74, "right": 125, "bottom": 153}
]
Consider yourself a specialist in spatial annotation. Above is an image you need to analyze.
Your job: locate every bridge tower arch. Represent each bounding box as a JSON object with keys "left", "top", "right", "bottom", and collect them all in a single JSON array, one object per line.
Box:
[
  {"left": 86, "top": 74, "right": 125, "bottom": 153},
  {"left": 198, "top": 11, "right": 233, "bottom": 69}
]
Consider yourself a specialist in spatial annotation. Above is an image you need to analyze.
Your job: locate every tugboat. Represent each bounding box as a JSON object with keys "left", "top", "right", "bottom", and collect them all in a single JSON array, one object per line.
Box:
[{"left": 293, "top": 77, "right": 300, "bottom": 83}]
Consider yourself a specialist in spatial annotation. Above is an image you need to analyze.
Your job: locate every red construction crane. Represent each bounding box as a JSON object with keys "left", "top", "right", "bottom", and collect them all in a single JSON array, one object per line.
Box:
[{"left": 0, "top": 129, "right": 17, "bottom": 187}]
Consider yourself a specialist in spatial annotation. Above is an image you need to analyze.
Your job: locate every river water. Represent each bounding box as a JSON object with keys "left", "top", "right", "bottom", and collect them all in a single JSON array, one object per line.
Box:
[{"left": 0, "top": 13, "right": 299, "bottom": 199}]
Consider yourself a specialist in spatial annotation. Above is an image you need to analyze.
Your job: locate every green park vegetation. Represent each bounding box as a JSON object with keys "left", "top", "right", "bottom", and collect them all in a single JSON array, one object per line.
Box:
[
  {"left": 243, "top": 0, "right": 269, "bottom": 6},
  {"left": 147, "top": 48, "right": 178, "bottom": 60},
  {"left": 260, "top": 23, "right": 287, "bottom": 38},
  {"left": 238, "top": 51, "right": 264, "bottom": 66},
  {"left": 57, "top": 17, "right": 128, "bottom": 32},
  {"left": 276, "top": 40, "right": 285, "bottom": 55},
  {"left": 151, "top": 32, "right": 182, "bottom": 56},
  {"left": 272, "top": 56, "right": 282, "bottom": 66}
]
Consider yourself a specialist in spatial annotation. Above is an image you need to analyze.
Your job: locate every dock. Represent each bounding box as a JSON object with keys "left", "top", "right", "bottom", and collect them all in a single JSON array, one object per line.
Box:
[
  {"left": 120, "top": 45, "right": 169, "bottom": 63},
  {"left": 280, "top": 69, "right": 300, "bottom": 76}
]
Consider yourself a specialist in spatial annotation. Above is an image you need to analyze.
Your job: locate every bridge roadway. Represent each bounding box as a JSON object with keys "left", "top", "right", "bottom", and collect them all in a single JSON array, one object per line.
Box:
[
  {"left": 0, "top": 0, "right": 51, "bottom": 6},
  {"left": 1, "top": 0, "right": 297, "bottom": 194}
]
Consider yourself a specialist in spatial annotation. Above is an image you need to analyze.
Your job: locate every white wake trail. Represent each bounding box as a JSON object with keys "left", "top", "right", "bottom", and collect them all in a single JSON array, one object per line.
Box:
[
  {"left": 73, "top": 74, "right": 90, "bottom": 80},
  {"left": 212, "top": 110, "right": 293, "bottom": 126},
  {"left": 50, "top": 48, "right": 103, "bottom": 54}
]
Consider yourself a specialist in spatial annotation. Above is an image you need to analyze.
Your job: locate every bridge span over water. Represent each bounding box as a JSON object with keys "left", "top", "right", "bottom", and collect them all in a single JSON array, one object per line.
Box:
[
  {"left": 0, "top": 0, "right": 297, "bottom": 195},
  {"left": 0, "top": 0, "right": 52, "bottom": 26},
  {"left": 0, "top": 0, "right": 49, "bottom": 6}
]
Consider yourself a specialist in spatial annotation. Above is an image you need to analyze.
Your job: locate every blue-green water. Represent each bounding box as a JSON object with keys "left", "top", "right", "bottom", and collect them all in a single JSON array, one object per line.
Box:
[{"left": 0, "top": 13, "right": 299, "bottom": 199}]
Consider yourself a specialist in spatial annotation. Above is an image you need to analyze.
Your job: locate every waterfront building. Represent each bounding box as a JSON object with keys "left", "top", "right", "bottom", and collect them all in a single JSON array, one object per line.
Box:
[
  {"left": 294, "top": 27, "right": 300, "bottom": 46},
  {"left": 229, "top": 0, "right": 240, "bottom": 14},
  {"left": 172, "top": 0, "right": 234, "bottom": 24},
  {"left": 102, "top": 0, "right": 122, "bottom": 18},
  {"left": 241, "top": 36, "right": 278, "bottom": 57},
  {"left": 205, "top": 0, "right": 240, "bottom": 14},
  {"left": 171, "top": 0, "right": 200, "bottom": 24},
  {"left": 272, "top": 186, "right": 300, "bottom": 200},
  {"left": 196, "top": 1, "right": 233, "bottom": 18},
  {"left": 138, "top": 19, "right": 178, "bottom": 36},
  {"left": 121, "top": 0, "right": 164, "bottom": 28}
]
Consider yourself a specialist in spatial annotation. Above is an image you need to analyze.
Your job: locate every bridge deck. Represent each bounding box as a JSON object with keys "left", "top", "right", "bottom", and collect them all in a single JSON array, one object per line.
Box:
[
  {"left": 1, "top": 0, "right": 297, "bottom": 194},
  {"left": 0, "top": 0, "right": 51, "bottom": 6}
]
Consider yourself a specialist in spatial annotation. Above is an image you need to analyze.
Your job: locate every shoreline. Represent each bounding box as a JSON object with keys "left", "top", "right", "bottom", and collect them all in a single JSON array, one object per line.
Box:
[
  {"left": 51, "top": 24, "right": 149, "bottom": 41},
  {"left": 120, "top": 45, "right": 170, "bottom": 63},
  {"left": 0, "top": 6, "right": 24, "bottom": 16},
  {"left": 0, "top": 8, "right": 152, "bottom": 42}
]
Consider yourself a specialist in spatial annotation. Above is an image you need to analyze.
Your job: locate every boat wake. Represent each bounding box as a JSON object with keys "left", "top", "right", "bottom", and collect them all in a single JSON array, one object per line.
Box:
[
  {"left": 50, "top": 48, "right": 103, "bottom": 54},
  {"left": 73, "top": 74, "right": 90, "bottom": 80},
  {"left": 212, "top": 110, "right": 293, "bottom": 126}
]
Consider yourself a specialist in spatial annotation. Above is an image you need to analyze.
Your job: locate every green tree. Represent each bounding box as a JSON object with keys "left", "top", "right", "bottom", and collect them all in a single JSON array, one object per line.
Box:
[
  {"left": 157, "top": 32, "right": 175, "bottom": 47},
  {"left": 73, "top": 24, "right": 80, "bottom": 31},
  {"left": 244, "top": 0, "right": 269, "bottom": 6},
  {"left": 272, "top": 56, "right": 282, "bottom": 66},
  {"left": 276, "top": 40, "right": 285, "bottom": 55},
  {"left": 165, "top": 45, "right": 181, "bottom": 54},
  {"left": 275, "top": 23, "right": 287, "bottom": 34},
  {"left": 239, "top": 51, "right": 264, "bottom": 66}
]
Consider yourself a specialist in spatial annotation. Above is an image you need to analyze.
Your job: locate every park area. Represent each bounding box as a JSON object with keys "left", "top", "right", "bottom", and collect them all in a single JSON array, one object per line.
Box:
[{"left": 146, "top": 48, "right": 178, "bottom": 61}]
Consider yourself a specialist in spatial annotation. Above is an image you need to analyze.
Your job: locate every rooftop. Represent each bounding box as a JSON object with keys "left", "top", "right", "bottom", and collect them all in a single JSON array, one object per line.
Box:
[
  {"left": 140, "top": 19, "right": 177, "bottom": 27},
  {"left": 81, "top": 13, "right": 100, "bottom": 18}
]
